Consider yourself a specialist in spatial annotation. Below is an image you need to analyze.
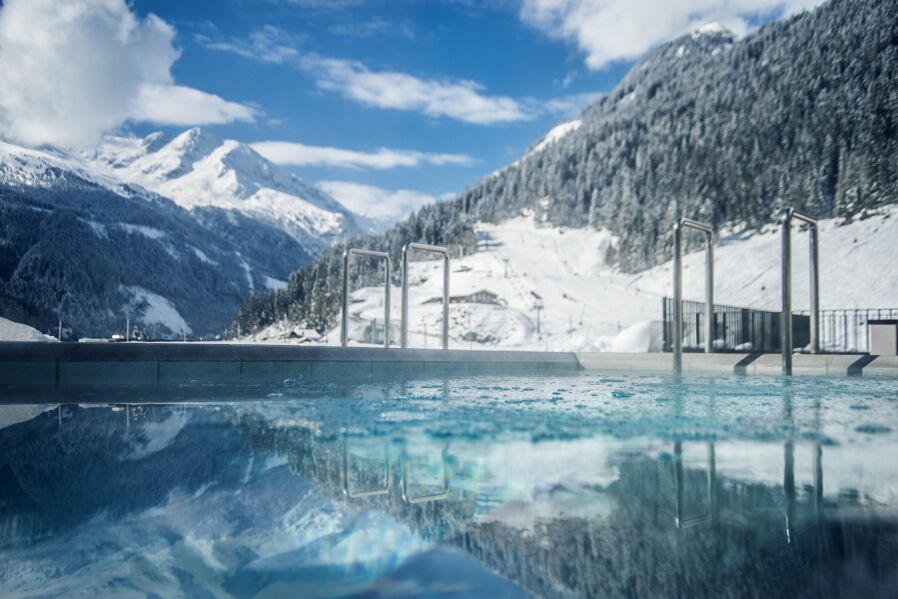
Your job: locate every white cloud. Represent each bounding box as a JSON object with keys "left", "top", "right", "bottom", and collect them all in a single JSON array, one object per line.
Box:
[
  {"left": 544, "top": 92, "right": 605, "bottom": 116},
  {"left": 195, "top": 25, "right": 300, "bottom": 64},
  {"left": 252, "top": 141, "right": 474, "bottom": 170},
  {"left": 310, "top": 57, "right": 530, "bottom": 124},
  {"left": 198, "top": 27, "right": 531, "bottom": 125},
  {"left": 519, "top": 0, "right": 825, "bottom": 69},
  {"left": 317, "top": 181, "right": 445, "bottom": 227},
  {"left": 132, "top": 85, "right": 257, "bottom": 126},
  {"left": 0, "top": 0, "right": 255, "bottom": 148}
]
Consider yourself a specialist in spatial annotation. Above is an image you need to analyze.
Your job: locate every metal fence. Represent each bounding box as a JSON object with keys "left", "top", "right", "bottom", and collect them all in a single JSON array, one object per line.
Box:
[
  {"left": 662, "top": 298, "right": 809, "bottom": 353},
  {"left": 794, "top": 309, "right": 898, "bottom": 353}
]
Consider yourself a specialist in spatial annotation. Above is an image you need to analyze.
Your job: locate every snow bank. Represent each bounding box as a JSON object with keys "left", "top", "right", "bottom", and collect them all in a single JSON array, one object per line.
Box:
[
  {"left": 0, "top": 316, "right": 56, "bottom": 342},
  {"left": 608, "top": 320, "right": 663, "bottom": 353},
  {"left": 122, "top": 286, "right": 191, "bottom": 336}
]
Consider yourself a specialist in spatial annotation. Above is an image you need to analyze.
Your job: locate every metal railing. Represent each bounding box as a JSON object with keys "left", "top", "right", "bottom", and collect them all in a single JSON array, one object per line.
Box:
[
  {"left": 662, "top": 297, "right": 810, "bottom": 353},
  {"left": 401, "top": 243, "right": 450, "bottom": 350},
  {"left": 341, "top": 248, "right": 391, "bottom": 348},
  {"left": 672, "top": 218, "right": 714, "bottom": 375},
  {"left": 781, "top": 209, "right": 820, "bottom": 374},
  {"left": 794, "top": 308, "right": 898, "bottom": 353}
]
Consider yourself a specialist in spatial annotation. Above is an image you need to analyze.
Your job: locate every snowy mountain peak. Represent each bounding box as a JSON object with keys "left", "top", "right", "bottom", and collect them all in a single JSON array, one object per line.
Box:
[
  {"left": 526, "top": 119, "right": 582, "bottom": 158},
  {"left": 692, "top": 22, "right": 735, "bottom": 39},
  {"left": 142, "top": 131, "right": 172, "bottom": 154},
  {"left": 135, "top": 127, "right": 223, "bottom": 181},
  {"left": 84, "top": 128, "right": 359, "bottom": 251}
]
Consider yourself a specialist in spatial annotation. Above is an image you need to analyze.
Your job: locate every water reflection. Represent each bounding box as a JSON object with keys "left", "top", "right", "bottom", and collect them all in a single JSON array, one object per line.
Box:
[{"left": 1, "top": 377, "right": 898, "bottom": 597}]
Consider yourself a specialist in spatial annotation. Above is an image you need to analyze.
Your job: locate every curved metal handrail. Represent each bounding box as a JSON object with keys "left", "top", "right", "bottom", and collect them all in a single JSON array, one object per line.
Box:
[
  {"left": 781, "top": 208, "right": 820, "bottom": 375},
  {"left": 341, "top": 248, "right": 391, "bottom": 348},
  {"left": 400, "top": 243, "right": 450, "bottom": 350},
  {"left": 672, "top": 217, "right": 715, "bottom": 375}
]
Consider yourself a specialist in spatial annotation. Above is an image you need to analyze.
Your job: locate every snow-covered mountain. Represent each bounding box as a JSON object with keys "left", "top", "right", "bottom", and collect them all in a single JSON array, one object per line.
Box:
[
  {"left": 0, "top": 127, "right": 367, "bottom": 337},
  {"left": 87, "top": 128, "right": 359, "bottom": 253},
  {"left": 0, "top": 138, "right": 321, "bottom": 337}
]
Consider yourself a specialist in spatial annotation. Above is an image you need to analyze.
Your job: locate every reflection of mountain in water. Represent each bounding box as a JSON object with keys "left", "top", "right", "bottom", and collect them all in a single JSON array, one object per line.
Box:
[
  {"left": 1, "top": 397, "right": 897, "bottom": 598},
  {"left": 237, "top": 412, "right": 898, "bottom": 599}
]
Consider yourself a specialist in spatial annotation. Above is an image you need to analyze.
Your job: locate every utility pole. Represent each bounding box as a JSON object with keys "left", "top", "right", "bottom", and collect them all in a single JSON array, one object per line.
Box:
[
  {"left": 535, "top": 303, "right": 543, "bottom": 339},
  {"left": 125, "top": 313, "right": 130, "bottom": 342}
]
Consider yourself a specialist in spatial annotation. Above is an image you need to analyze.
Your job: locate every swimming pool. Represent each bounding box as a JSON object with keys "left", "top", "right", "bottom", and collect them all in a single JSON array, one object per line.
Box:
[{"left": 2, "top": 373, "right": 897, "bottom": 597}]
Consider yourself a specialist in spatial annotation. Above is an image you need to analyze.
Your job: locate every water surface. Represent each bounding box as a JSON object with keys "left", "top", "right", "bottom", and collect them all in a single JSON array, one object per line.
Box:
[{"left": 2, "top": 374, "right": 897, "bottom": 597}]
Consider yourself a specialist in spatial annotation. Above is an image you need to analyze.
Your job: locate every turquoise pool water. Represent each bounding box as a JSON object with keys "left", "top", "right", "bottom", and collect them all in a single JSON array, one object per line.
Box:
[{"left": 2, "top": 374, "right": 898, "bottom": 597}]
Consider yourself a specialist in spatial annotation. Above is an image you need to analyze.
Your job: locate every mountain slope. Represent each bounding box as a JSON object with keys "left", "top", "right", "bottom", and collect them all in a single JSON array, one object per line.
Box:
[
  {"left": 233, "top": 0, "right": 898, "bottom": 337},
  {"left": 323, "top": 207, "right": 897, "bottom": 351},
  {"left": 88, "top": 128, "right": 359, "bottom": 253},
  {"left": 0, "top": 140, "right": 311, "bottom": 338},
  {"left": 466, "top": 0, "right": 897, "bottom": 271}
]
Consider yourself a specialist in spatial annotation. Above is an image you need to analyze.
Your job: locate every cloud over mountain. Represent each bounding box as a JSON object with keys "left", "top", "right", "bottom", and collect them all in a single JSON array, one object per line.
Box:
[
  {"left": 520, "top": 0, "right": 824, "bottom": 68},
  {"left": 252, "top": 141, "right": 474, "bottom": 170},
  {"left": 0, "top": 0, "right": 254, "bottom": 148}
]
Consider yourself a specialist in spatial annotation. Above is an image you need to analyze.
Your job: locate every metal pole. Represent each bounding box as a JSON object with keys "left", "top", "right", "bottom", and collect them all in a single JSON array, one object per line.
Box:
[
  {"left": 384, "top": 259, "right": 391, "bottom": 349},
  {"left": 401, "top": 245, "right": 410, "bottom": 348},
  {"left": 809, "top": 225, "right": 820, "bottom": 354},
  {"left": 705, "top": 236, "right": 714, "bottom": 353},
  {"left": 781, "top": 210, "right": 793, "bottom": 376},
  {"left": 442, "top": 254, "right": 450, "bottom": 350},
  {"left": 673, "top": 221, "right": 683, "bottom": 376},
  {"left": 341, "top": 251, "right": 350, "bottom": 347}
]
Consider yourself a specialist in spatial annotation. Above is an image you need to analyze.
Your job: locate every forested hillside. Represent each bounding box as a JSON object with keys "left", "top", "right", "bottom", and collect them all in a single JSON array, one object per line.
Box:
[
  {"left": 234, "top": 0, "right": 897, "bottom": 335},
  {"left": 0, "top": 175, "right": 309, "bottom": 338}
]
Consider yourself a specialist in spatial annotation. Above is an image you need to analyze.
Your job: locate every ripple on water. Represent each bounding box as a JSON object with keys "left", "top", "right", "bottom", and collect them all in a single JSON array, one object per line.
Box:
[{"left": 855, "top": 424, "right": 891, "bottom": 434}]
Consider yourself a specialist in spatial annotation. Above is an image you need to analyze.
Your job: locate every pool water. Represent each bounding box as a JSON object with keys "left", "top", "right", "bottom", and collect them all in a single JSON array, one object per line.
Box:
[{"left": 2, "top": 374, "right": 898, "bottom": 598}]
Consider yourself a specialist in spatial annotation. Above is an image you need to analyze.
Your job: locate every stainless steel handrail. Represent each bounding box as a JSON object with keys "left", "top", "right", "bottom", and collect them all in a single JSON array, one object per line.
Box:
[
  {"left": 341, "top": 248, "right": 391, "bottom": 348},
  {"left": 342, "top": 436, "right": 391, "bottom": 499},
  {"left": 781, "top": 209, "right": 820, "bottom": 375},
  {"left": 672, "top": 218, "right": 715, "bottom": 376},
  {"left": 400, "top": 243, "right": 450, "bottom": 350},
  {"left": 401, "top": 446, "right": 449, "bottom": 504}
]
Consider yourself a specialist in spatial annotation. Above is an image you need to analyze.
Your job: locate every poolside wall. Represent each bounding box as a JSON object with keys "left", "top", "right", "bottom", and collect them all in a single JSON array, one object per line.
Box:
[{"left": 0, "top": 342, "right": 896, "bottom": 390}]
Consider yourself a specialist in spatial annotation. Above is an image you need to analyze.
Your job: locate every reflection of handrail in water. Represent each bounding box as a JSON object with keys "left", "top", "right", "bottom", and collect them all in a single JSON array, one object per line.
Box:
[
  {"left": 342, "top": 436, "right": 391, "bottom": 499},
  {"left": 674, "top": 441, "right": 717, "bottom": 529},
  {"left": 402, "top": 445, "right": 450, "bottom": 504}
]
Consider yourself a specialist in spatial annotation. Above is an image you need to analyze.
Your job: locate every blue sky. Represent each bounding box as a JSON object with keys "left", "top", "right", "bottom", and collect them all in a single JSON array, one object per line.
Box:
[
  {"left": 125, "top": 0, "right": 630, "bottom": 199},
  {"left": 0, "top": 0, "right": 823, "bottom": 218}
]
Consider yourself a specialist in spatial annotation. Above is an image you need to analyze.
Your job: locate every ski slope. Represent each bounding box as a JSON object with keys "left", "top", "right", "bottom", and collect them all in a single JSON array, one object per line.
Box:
[{"left": 325, "top": 206, "right": 897, "bottom": 352}]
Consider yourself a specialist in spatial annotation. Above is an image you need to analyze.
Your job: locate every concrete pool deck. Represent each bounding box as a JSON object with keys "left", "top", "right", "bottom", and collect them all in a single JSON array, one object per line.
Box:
[{"left": 0, "top": 342, "right": 895, "bottom": 388}]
